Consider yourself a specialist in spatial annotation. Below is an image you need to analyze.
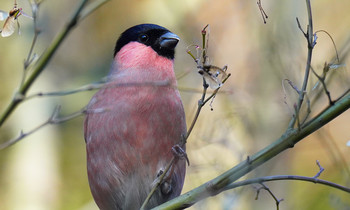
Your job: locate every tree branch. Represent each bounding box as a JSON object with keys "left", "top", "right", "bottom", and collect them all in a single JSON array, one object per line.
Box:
[
  {"left": 255, "top": 183, "right": 283, "bottom": 210},
  {"left": 152, "top": 93, "right": 350, "bottom": 209},
  {"left": 0, "top": 0, "right": 110, "bottom": 127},
  {"left": 288, "top": 0, "right": 315, "bottom": 129},
  {"left": 223, "top": 175, "right": 350, "bottom": 194},
  {"left": 0, "top": 106, "right": 86, "bottom": 150}
]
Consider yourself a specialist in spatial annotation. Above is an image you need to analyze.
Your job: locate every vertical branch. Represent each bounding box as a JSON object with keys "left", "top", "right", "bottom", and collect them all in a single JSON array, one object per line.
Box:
[
  {"left": 201, "top": 24, "right": 209, "bottom": 64},
  {"left": 288, "top": 0, "right": 314, "bottom": 129},
  {"left": 24, "top": 1, "right": 40, "bottom": 69},
  {"left": 185, "top": 79, "right": 208, "bottom": 140},
  {"left": 20, "top": 1, "right": 41, "bottom": 89}
]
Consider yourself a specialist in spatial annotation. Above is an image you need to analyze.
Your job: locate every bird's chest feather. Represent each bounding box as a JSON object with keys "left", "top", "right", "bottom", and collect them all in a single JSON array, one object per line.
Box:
[{"left": 86, "top": 85, "right": 185, "bottom": 173}]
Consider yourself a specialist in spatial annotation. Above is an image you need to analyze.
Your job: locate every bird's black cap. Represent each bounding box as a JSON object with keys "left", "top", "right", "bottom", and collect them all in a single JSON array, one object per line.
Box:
[{"left": 114, "top": 24, "right": 180, "bottom": 59}]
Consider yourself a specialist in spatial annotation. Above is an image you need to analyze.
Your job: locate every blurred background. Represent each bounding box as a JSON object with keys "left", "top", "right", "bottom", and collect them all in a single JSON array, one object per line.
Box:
[{"left": 0, "top": 0, "right": 350, "bottom": 209}]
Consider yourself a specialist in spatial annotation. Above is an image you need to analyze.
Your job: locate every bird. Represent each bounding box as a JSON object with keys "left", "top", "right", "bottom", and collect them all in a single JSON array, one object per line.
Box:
[{"left": 84, "top": 24, "right": 187, "bottom": 210}]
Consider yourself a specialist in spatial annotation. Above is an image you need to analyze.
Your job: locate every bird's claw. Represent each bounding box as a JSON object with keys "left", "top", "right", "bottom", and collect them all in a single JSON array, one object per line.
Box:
[{"left": 172, "top": 144, "right": 190, "bottom": 166}]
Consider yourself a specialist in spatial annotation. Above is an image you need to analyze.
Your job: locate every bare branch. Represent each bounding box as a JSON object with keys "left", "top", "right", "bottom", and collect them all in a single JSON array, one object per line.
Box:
[
  {"left": 0, "top": 106, "right": 86, "bottom": 150},
  {"left": 315, "top": 30, "right": 340, "bottom": 63},
  {"left": 334, "top": 88, "right": 350, "bottom": 102},
  {"left": 300, "top": 93, "right": 311, "bottom": 125},
  {"left": 25, "top": 81, "right": 107, "bottom": 100},
  {"left": 288, "top": 0, "right": 315, "bottom": 129},
  {"left": 24, "top": 79, "right": 173, "bottom": 100},
  {"left": 282, "top": 79, "right": 311, "bottom": 128},
  {"left": 24, "top": 0, "right": 41, "bottom": 70},
  {"left": 255, "top": 183, "right": 283, "bottom": 210},
  {"left": 223, "top": 175, "right": 350, "bottom": 194},
  {"left": 257, "top": 0, "right": 268, "bottom": 24},
  {"left": 313, "top": 160, "right": 325, "bottom": 179},
  {"left": 296, "top": 17, "right": 307, "bottom": 38},
  {"left": 310, "top": 65, "right": 333, "bottom": 105}
]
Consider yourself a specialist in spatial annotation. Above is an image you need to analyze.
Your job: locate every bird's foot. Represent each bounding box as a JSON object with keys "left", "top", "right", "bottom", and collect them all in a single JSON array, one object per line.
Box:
[
  {"left": 155, "top": 169, "right": 173, "bottom": 195},
  {"left": 172, "top": 144, "right": 190, "bottom": 166}
]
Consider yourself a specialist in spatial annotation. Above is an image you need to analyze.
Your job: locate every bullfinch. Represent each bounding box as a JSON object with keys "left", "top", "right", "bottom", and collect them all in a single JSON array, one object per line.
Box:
[{"left": 84, "top": 24, "right": 187, "bottom": 210}]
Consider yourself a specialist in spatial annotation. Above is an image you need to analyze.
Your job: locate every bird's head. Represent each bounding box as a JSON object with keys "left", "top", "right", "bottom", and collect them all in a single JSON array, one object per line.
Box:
[
  {"left": 111, "top": 24, "right": 180, "bottom": 79},
  {"left": 114, "top": 24, "right": 180, "bottom": 60}
]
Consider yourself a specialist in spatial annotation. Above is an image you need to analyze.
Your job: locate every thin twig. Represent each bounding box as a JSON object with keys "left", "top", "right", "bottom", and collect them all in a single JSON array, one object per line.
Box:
[
  {"left": 288, "top": 0, "right": 315, "bottom": 129},
  {"left": 223, "top": 175, "right": 350, "bottom": 193},
  {"left": 24, "top": 80, "right": 173, "bottom": 100},
  {"left": 333, "top": 88, "right": 350, "bottom": 103},
  {"left": 25, "top": 82, "right": 105, "bottom": 100},
  {"left": 313, "top": 160, "right": 324, "bottom": 178},
  {"left": 315, "top": 30, "right": 340, "bottom": 63},
  {"left": 310, "top": 66, "right": 333, "bottom": 105},
  {"left": 0, "top": 106, "right": 87, "bottom": 150},
  {"left": 282, "top": 79, "right": 312, "bottom": 127},
  {"left": 316, "top": 130, "right": 350, "bottom": 178},
  {"left": 23, "top": 81, "right": 230, "bottom": 101},
  {"left": 255, "top": 183, "right": 283, "bottom": 210},
  {"left": 186, "top": 79, "right": 208, "bottom": 139},
  {"left": 296, "top": 18, "right": 307, "bottom": 38},
  {"left": 300, "top": 93, "right": 311, "bottom": 125},
  {"left": 18, "top": 1, "right": 40, "bottom": 88},
  {"left": 257, "top": 0, "right": 268, "bottom": 24},
  {"left": 24, "top": 0, "right": 41, "bottom": 69},
  {"left": 179, "top": 86, "right": 232, "bottom": 95},
  {"left": 310, "top": 29, "right": 344, "bottom": 107},
  {"left": 202, "top": 24, "right": 209, "bottom": 62}
]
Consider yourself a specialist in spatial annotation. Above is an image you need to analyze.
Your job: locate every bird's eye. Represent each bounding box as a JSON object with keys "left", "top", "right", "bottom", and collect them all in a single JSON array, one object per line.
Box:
[{"left": 139, "top": 34, "right": 149, "bottom": 43}]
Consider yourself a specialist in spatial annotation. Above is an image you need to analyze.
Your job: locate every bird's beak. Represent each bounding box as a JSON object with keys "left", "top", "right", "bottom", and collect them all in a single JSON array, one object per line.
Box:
[{"left": 159, "top": 32, "right": 180, "bottom": 49}]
